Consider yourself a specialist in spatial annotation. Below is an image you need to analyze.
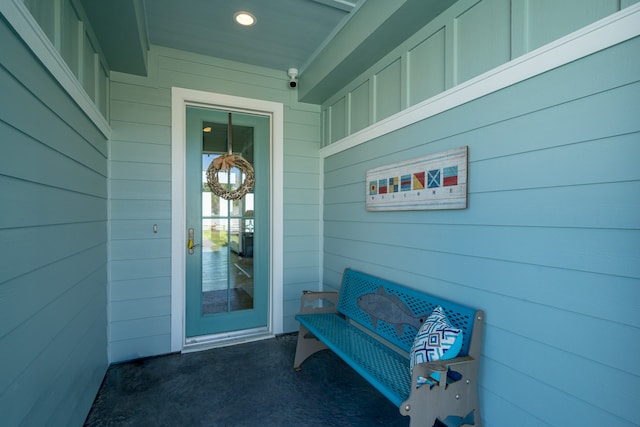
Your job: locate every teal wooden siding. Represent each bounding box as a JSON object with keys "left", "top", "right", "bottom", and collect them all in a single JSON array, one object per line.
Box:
[
  {"left": 454, "top": 0, "right": 511, "bottom": 84},
  {"left": 22, "top": 0, "right": 110, "bottom": 117},
  {"left": 374, "top": 58, "right": 402, "bottom": 122},
  {"left": 329, "top": 96, "right": 346, "bottom": 143},
  {"left": 322, "top": 0, "right": 635, "bottom": 146},
  {"left": 349, "top": 80, "right": 370, "bottom": 134},
  {"left": 322, "top": 36, "right": 640, "bottom": 426},
  {"left": 0, "top": 15, "right": 108, "bottom": 427},
  {"left": 109, "top": 46, "right": 321, "bottom": 361},
  {"left": 522, "top": 0, "right": 620, "bottom": 52},
  {"left": 407, "top": 28, "right": 445, "bottom": 107},
  {"left": 108, "top": 89, "right": 173, "bottom": 360}
]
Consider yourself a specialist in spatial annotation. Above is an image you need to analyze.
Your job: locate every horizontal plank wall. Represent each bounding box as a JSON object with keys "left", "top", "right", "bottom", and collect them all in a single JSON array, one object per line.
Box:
[
  {"left": 322, "top": 0, "right": 638, "bottom": 146},
  {"left": 322, "top": 34, "right": 640, "bottom": 426},
  {"left": 109, "top": 46, "right": 321, "bottom": 362},
  {"left": 0, "top": 15, "right": 108, "bottom": 427}
]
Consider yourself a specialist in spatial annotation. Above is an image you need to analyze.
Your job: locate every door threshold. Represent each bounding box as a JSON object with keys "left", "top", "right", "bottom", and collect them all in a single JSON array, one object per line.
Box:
[{"left": 182, "top": 327, "right": 273, "bottom": 353}]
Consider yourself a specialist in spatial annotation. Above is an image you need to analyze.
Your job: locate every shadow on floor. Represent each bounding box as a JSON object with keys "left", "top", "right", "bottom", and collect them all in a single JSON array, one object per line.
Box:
[{"left": 84, "top": 334, "right": 409, "bottom": 427}]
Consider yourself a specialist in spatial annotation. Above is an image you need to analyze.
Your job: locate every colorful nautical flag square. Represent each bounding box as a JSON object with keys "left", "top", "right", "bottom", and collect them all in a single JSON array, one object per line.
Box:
[
  {"left": 401, "top": 175, "right": 411, "bottom": 191},
  {"left": 388, "top": 177, "right": 399, "bottom": 193},
  {"left": 443, "top": 166, "right": 458, "bottom": 186},
  {"left": 378, "top": 178, "right": 388, "bottom": 194},
  {"left": 413, "top": 171, "right": 425, "bottom": 190},
  {"left": 369, "top": 181, "right": 378, "bottom": 195},
  {"left": 428, "top": 169, "right": 441, "bottom": 188}
]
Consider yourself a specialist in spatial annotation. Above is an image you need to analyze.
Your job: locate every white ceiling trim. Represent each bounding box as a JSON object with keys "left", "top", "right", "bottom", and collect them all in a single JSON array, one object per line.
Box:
[
  {"left": 301, "top": 0, "right": 366, "bottom": 73},
  {"left": 310, "top": 0, "right": 357, "bottom": 12}
]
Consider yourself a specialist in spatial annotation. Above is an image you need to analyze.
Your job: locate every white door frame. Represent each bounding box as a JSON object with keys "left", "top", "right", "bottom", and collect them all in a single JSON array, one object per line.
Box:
[{"left": 170, "top": 87, "right": 284, "bottom": 351}]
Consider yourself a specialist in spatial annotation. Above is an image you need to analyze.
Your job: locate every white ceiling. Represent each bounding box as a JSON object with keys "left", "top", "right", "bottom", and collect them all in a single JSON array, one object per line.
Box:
[{"left": 144, "top": 0, "right": 356, "bottom": 73}]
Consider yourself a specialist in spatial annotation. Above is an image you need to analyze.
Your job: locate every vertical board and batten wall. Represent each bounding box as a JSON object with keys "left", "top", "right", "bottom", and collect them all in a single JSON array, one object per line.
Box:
[
  {"left": 322, "top": 0, "right": 639, "bottom": 146},
  {"left": 321, "top": 10, "right": 640, "bottom": 427},
  {"left": 109, "top": 46, "right": 321, "bottom": 362},
  {"left": 0, "top": 15, "right": 108, "bottom": 427},
  {"left": 22, "top": 0, "right": 110, "bottom": 120}
]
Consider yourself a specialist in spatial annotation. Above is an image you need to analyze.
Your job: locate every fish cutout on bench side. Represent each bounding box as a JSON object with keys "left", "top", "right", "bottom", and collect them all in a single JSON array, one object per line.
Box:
[{"left": 357, "top": 286, "right": 425, "bottom": 335}]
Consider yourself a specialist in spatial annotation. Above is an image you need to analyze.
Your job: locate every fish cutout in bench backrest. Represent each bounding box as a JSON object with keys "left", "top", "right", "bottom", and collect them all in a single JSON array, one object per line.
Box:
[{"left": 357, "top": 286, "right": 425, "bottom": 335}]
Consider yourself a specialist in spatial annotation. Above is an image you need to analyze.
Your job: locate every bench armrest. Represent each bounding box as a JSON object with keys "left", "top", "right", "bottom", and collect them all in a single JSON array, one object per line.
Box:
[
  {"left": 401, "top": 355, "right": 481, "bottom": 423},
  {"left": 412, "top": 356, "right": 475, "bottom": 387},
  {"left": 297, "top": 291, "right": 339, "bottom": 314}
]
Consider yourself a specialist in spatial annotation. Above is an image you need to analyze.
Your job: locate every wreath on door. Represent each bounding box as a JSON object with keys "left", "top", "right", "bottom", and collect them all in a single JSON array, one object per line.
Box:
[
  {"left": 206, "top": 153, "right": 255, "bottom": 200},
  {"left": 205, "top": 112, "right": 255, "bottom": 200}
]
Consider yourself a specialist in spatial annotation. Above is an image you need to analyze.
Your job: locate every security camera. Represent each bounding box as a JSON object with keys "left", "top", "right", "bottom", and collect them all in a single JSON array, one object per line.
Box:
[{"left": 287, "top": 68, "right": 298, "bottom": 89}]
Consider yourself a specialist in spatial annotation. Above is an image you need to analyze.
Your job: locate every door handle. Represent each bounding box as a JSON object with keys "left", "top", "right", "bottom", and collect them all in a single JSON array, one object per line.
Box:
[{"left": 187, "top": 228, "right": 200, "bottom": 254}]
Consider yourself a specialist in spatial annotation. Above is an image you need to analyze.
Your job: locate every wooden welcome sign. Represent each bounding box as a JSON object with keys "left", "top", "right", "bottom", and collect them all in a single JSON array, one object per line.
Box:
[{"left": 366, "top": 146, "right": 468, "bottom": 211}]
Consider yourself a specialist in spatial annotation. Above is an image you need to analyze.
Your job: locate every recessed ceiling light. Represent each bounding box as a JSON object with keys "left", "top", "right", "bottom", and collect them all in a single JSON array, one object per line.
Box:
[{"left": 234, "top": 11, "right": 256, "bottom": 26}]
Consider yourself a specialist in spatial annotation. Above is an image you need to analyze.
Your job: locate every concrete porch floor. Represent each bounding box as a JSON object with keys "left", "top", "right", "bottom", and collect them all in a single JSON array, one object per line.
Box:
[{"left": 84, "top": 334, "right": 409, "bottom": 426}]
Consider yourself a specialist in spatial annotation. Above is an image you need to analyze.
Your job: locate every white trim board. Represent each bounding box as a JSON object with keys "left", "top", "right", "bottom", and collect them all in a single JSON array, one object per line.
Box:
[
  {"left": 0, "top": 0, "right": 111, "bottom": 139},
  {"left": 170, "top": 87, "right": 284, "bottom": 352},
  {"left": 320, "top": 4, "right": 640, "bottom": 159}
]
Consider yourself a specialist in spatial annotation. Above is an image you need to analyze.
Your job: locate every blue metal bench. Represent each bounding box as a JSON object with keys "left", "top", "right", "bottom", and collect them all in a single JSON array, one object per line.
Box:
[{"left": 294, "top": 269, "right": 484, "bottom": 427}]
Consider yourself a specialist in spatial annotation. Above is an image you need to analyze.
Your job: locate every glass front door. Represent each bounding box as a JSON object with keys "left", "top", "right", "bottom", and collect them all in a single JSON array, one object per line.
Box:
[{"left": 185, "top": 106, "right": 269, "bottom": 338}]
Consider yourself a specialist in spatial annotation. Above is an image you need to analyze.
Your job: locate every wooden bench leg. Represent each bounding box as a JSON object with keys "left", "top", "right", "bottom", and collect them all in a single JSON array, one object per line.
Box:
[
  {"left": 293, "top": 324, "right": 329, "bottom": 370},
  {"left": 401, "top": 362, "right": 481, "bottom": 427}
]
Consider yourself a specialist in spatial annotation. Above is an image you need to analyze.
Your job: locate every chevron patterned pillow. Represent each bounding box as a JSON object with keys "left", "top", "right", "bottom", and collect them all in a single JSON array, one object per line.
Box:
[{"left": 410, "top": 306, "right": 463, "bottom": 373}]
